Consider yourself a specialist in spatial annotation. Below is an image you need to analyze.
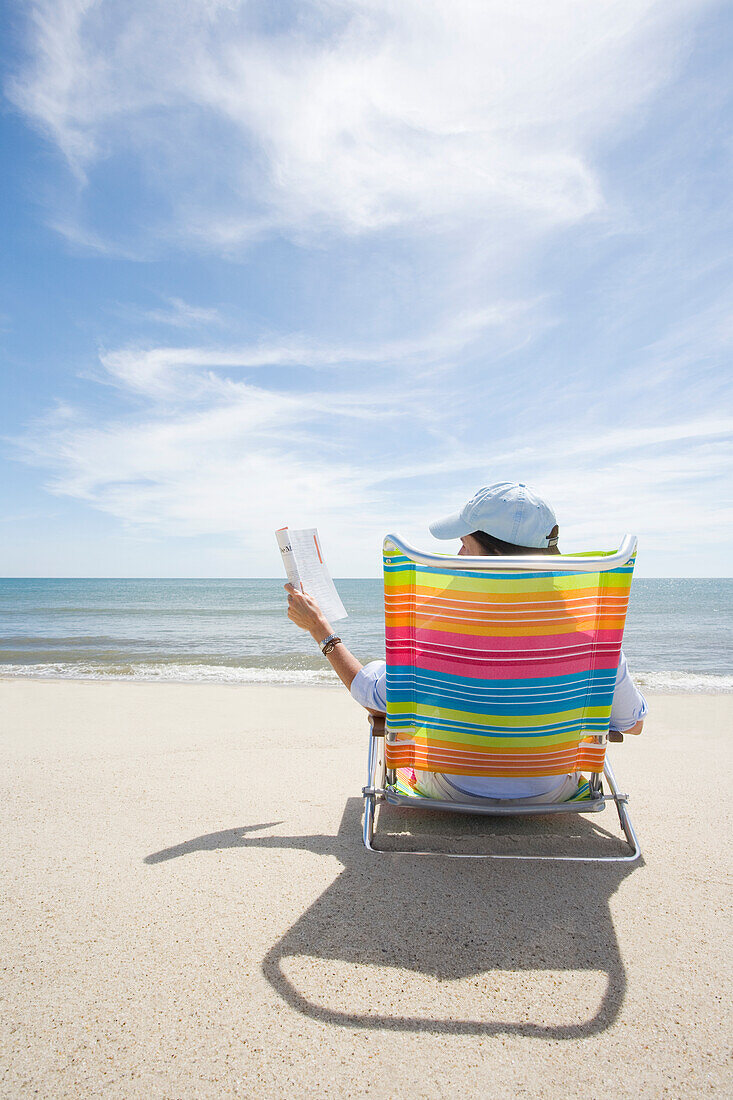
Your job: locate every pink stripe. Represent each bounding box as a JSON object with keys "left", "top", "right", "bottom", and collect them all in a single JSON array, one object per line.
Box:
[
  {"left": 386, "top": 639, "right": 622, "bottom": 660},
  {"left": 387, "top": 750, "right": 593, "bottom": 764},
  {"left": 386, "top": 626, "right": 624, "bottom": 653},
  {"left": 386, "top": 650, "right": 621, "bottom": 680}
]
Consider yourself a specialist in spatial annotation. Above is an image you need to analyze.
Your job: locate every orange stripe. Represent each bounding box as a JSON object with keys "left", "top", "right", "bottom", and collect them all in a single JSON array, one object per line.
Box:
[
  {"left": 386, "top": 735, "right": 594, "bottom": 756},
  {"left": 389, "top": 584, "right": 630, "bottom": 605},
  {"left": 385, "top": 759, "right": 599, "bottom": 778},
  {"left": 577, "top": 744, "right": 606, "bottom": 766},
  {"left": 385, "top": 743, "right": 606, "bottom": 763},
  {"left": 386, "top": 609, "right": 627, "bottom": 625},
  {"left": 386, "top": 605, "right": 627, "bottom": 623},
  {"left": 383, "top": 602, "right": 629, "bottom": 620},
  {"left": 385, "top": 745, "right": 582, "bottom": 761},
  {"left": 385, "top": 590, "right": 630, "bottom": 606},
  {"left": 385, "top": 752, "right": 599, "bottom": 770},
  {"left": 385, "top": 615, "right": 627, "bottom": 636},
  {"left": 385, "top": 737, "right": 606, "bottom": 756},
  {"left": 385, "top": 746, "right": 605, "bottom": 776}
]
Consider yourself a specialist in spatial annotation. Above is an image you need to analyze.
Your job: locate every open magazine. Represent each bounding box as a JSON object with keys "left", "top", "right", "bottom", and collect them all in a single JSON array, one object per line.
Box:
[{"left": 275, "top": 527, "right": 347, "bottom": 622}]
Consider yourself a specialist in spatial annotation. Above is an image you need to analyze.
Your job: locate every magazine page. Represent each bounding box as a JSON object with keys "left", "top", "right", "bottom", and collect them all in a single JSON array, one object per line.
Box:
[{"left": 276, "top": 527, "right": 347, "bottom": 622}]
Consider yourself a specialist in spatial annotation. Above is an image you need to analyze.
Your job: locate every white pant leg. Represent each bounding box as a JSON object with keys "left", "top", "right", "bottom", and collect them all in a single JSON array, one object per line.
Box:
[{"left": 412, "top": 769, "right": 581, "bottom": 805}]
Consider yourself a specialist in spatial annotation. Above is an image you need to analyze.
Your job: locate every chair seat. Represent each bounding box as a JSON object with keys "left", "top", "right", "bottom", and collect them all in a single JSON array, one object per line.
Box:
[{"left": 388, "top": 769, "right": 596, "bottom": 804}]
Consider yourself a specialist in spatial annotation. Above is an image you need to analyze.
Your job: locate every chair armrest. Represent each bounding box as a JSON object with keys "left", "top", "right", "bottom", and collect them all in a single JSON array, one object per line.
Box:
[{"left": 368, "top": 714, "right": 386, "bottom": 737}]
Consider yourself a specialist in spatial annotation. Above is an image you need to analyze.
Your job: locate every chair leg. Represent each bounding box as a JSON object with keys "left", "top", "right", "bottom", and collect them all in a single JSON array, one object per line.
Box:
[
  {"left": 603, "top": 758, "right": 642, "bottom": 862},
  {"left": 362, "top": 727, "right": 382, "bottom": 851},
  {"left": 363, "top": 793, "right": 375, "bottom": 850}
]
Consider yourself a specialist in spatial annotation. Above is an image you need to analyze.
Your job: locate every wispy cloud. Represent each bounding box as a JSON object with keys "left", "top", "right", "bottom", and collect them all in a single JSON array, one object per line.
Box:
[
  {"left": 14, "top": 381, "right": 384, "bottom": 540},
  {"left": 372, "top": 417, "right": 733, "bottom": 551},
  {"left": 640, "top": 294, "right": 733, "bottom": 383},
  {"left": 141, "top": 297, "right": 224, "bottom": 329},
  {"left": 92, "top": 302, "right": 528, "bottom": 397},
  {"left": 7, "top": 0, "right": 708, "bottom": 250},
  {"left": 13, "top": 321, "right": 733, "bottom": 570},
  {"left": 14, "top": 308, "right": 524, "bottom": 532},
  {"left": 47, "top": 217, "right": 146, "bottom": 259}
]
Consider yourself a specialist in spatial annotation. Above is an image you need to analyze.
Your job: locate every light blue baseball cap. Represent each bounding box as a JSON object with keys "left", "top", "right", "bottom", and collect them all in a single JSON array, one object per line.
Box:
[{"left": 429, "top": 482, "right": 558, "bottom": 549}]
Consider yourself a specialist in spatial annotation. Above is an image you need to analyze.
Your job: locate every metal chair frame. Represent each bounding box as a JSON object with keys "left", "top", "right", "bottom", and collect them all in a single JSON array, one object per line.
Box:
[{"left": 362, "top": 716, "right": 641, "bottom": 862}]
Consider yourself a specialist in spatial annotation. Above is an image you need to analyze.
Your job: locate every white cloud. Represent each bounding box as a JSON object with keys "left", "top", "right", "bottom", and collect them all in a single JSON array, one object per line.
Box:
[
  {"left": 13, "top": 325, "right": 733, "bottom": 573},
  {"left": 381, "top": 419, "right": 733, "bottom": 549},
  {"left": 142, "top": 297, "right": 224, "bottom": 329},
  {"left": 46, "top": 217, "right": 145, "bottom": 259},
  {"left": 92, "top": 302, "right": 526, "bottom": 397},
  {"left": 8, "top": 0, "right": 708, "bottom": 247},
  {"left": 16, "top": 382, "right": 378, "bottom": 539}
]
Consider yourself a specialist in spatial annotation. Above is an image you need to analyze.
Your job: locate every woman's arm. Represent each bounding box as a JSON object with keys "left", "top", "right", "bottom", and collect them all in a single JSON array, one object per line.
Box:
[
  {"left": 284, "top": 583, "right": 364, "bottom": 692},
  {"left": 608, "top": 651, "right": 647, "bottom": 742}
]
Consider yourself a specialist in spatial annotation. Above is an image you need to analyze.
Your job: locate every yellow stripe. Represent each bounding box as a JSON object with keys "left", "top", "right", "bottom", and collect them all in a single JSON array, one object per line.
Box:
[
  {"left": 384, "top": 572, "right": 632, "bottom": 596},
  {"left": 387, "top": 702, "right": 611, "bottom": 737}
]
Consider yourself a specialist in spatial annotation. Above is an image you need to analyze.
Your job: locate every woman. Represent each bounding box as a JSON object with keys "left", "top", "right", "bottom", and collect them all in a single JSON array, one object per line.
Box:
[{"left": 285, "top": 481, "right": 647, "bottom": 803}]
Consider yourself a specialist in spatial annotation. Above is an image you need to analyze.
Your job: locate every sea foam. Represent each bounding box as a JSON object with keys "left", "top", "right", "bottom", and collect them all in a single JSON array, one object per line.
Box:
[
  {"left": 1, "top": 662, "right": 732, "bottom": 692},
  {"left": 0, "top": 662, "right": 340, "bottom": 686}
]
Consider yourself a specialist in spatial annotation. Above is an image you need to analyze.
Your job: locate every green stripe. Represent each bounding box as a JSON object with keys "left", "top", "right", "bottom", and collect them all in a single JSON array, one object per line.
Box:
[
  {"left": 384, "top": 570, "right": 632, "bottom": 596},
  {"left": 388, "top": 700, "right": 611, "bottom": 728}
]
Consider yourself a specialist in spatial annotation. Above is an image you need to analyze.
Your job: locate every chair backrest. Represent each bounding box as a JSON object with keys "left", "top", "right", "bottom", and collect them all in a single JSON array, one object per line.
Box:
[{"left": 382, "top": 535, "right": 637, "bottom": 778}]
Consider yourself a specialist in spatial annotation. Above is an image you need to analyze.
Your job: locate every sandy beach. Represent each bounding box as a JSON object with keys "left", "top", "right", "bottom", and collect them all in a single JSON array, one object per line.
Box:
[{"left": 1, "top": 679, "right": 731, "bottom": 1098}]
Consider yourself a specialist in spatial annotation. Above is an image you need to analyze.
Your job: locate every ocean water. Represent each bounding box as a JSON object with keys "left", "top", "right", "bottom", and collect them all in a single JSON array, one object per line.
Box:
[{"left": 0, "top": 577, "right": 731, "bottom": 692}]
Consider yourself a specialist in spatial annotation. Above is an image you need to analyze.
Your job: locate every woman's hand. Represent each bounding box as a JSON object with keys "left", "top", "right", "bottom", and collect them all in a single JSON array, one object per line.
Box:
[{"left": 285, "top": 583, "right": 332, "bottom": 642}]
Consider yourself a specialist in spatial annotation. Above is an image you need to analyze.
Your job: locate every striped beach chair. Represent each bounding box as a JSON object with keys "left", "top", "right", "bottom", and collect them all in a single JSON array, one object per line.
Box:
[{"left": 362, "top": 534, "right": 641, "bottom": 861}]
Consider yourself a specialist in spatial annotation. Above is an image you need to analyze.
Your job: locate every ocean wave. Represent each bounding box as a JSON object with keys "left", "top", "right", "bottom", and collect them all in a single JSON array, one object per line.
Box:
[
  {"left": 1, "top": 662, "right": 733, "bottom": 692},
  {"left": 0, "top": 662, "right": 341, "bottom": 686},
  {"left": 634, "top": 670, "right": 733, "bottom": 693}
]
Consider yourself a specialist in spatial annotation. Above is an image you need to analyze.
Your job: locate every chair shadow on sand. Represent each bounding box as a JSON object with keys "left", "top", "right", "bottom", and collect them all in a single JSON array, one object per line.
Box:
[{"left": 145, "top": 797, "right": 641, "bottom": 1038}]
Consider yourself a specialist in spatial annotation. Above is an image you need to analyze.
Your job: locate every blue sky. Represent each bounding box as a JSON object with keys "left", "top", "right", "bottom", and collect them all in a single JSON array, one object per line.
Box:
[{"left": 1, "top": 0, "right": 731, "bottom": 577}]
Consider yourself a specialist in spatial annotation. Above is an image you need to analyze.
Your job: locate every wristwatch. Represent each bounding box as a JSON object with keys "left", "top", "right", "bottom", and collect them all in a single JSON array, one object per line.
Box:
[{"left": 319, "top": 633, "right": 342, "bottom": 656}]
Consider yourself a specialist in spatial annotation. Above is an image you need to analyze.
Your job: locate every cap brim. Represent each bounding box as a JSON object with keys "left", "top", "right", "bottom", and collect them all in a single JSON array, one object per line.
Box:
[{"left": 429, "top": 511, "right": 471, "bottom": 540}]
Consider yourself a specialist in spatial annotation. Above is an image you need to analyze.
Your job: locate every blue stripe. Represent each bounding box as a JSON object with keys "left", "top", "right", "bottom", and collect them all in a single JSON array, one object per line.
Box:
[
  {"left": 385, "top": 666, "right": 616, "bottom": 712},
  {"left": 385, "top": 560, "right": 634, "bottom": 581},
  {"left": 385, "top": 666, "right": 618, "bottom": 692},
  {"left": 385, "top": 551, "right": 634, "bottom": 570},
  {"left": 386, "top": 680, "right": 615, "bottom": 707},
  {"left": 386, "top": 691, "right": 615, "bottom": 715}
]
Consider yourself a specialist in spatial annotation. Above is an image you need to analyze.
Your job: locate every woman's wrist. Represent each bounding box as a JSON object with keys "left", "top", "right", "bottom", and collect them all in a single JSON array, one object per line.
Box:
[{"left": 310, "top": 619, "right": 333, "bottom": 644}]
